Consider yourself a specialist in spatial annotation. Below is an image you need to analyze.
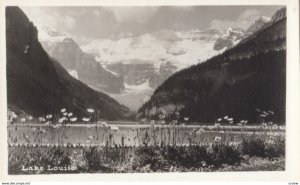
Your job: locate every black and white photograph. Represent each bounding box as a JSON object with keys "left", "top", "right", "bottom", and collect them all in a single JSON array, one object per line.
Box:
[{"left": 1, "top": 0, "right": 299, "bottom": 181}]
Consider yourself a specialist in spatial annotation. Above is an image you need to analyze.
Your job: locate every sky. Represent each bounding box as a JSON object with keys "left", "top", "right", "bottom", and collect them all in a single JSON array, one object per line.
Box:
[{"left": 21, "top": 6, "right": 283, "bottom": 45}]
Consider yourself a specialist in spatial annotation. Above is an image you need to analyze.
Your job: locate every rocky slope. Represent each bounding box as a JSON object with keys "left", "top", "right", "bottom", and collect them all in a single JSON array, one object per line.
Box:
[
  {"left": 137, "top": 8, "right": 286, "bottom": 124},
  {"left": 6, "top": 7, "right": 133, "bottom": 120},
  {"left": 213, "top": 16, "right": 271, "bottom": 51},
  {"left": 39, "top": 27, "right": 124, "bottom": 94}
]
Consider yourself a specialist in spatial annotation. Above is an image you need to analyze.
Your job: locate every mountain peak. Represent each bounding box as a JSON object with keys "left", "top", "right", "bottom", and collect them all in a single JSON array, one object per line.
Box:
[
  {"left": 271, "top": 7, "right": 286, "bottom": 23},
  {"left": 246, "top": 16, "right": 270, "bottom": 33}
]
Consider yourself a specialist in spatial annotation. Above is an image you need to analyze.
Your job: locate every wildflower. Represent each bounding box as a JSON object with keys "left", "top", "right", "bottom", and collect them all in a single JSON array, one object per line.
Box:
[
  {"left": 184, "top": 117, "right": 189, "bottom": 121},
  {"left": 68, "top": 112, "right": 73, "bottom": 117},
  {"left": 111, "top": 126, "right": 119, "bottom": 131},
  {"left": 63, "top": 112, "right": 68, "bottom": 116},
  {"left": 215, "top": 123, "right": 221, "bottom": 127},
  {"left": 224, "top": 116, "right": 228, "bottom": 119},
  {"left": 70, "top": 117, "right": 77, "bottom": 122},
  {"left": 255, "top": 108, "right": 261, "bottom": 112},
  {"left": 82, "top": 117, "right": 90, "bottom": 122},
  {"left": 227, "top": 118, "right": 233, "bottom": 121},
  {"left": 217, "top": 118, "right": 222, "bottom": 121},
  {"left": 46, "top": 114, "right": 52, "bottom": 119},
  {"left": 27, "top": 116, "right": 33, "bottom": 120},
  {"left": 58, "top": 117, "right": 66, "bottom": 123},
  {"left": 100, "top": 121, "right": 108, "bottom": 127},
  {"left": 229, "top": 121, "right": 234, "bottom": 124},
  {"left": 20, "top": 118, "right": 26, "bottom": 122},
  {"left": 87, "top": 108, "right": 95, "bottom": 113},
  {"left": 214, "top": 136, "right": 222, "bottom": 142},
  {"left": 237, "top": 123, "right": 243, "bottom": 126},
  {"left": 45, "top": 121, "right": 51, "bottom": 126},
  {"left": 263, "top": 111, "right": 269, "bottom": 115},
  {"left": 61, "top": 108, "right": 66, "bottom": 113},
  {"left": 268, "top": 110, "right": 275, "bottom": 115},
  {"left": 260, "top": 114, "right": 266, "bottom": 117}
]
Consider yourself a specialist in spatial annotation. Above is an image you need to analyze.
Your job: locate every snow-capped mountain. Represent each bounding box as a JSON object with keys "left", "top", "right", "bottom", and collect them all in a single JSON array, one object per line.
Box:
[
  {"left": 81, "top": 29, "right": 224, "bottom": 110},
  {"left": 82, "top": 29, "right": 223, "bottom": 70},
  {"left": 213, "top": 16, "right": 271, "bottom": 51},
  {"left": 37, "top": 26, "right": 124, "bottom": 94},
  {"left": 246, "top": 16, "right": 271, "bottom": 33}
]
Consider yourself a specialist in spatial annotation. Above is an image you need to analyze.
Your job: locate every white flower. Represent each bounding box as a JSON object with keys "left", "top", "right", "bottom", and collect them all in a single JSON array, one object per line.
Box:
[
  {"left": 58, "top": 117, "right": 66, "bottom": 123},
  {"left": 20, "top": 118, "right": 26, "bottom": 122},
  {"left": 46, "top": 114, "right": 52, "bottom": 119},
  {"left": 70, "top": 117, "right": 77, "bottom": 122},
  {"left": 184, "top": 117, "right": 189, "bottom": 121},
  {"left": 224, "top": 116, "right": 228, "bottom": 119},
  {"left": 214, "top": 136, "right": 222, "bottom": 142},
  {"left": 45, "top": 121, "right": 51, "bottom": 126},
  {"left": 263, "top": 111, "right": 269, "bottom": 115},
  {"left": 111, "top": 126, "right": 119, "bottom": 131},
  {"left": 268, "top": 110, "right": 274, "bottom": 115},
  {"left": 27, "top": 116, "right": 33, "bottom": 120},
  {"left": 229, "top": 121, "right": 234, "bottom": 124},
  {"left": 227, "top": 118, "right": 233, "bottom": 121},
  {"left": 63, "top": 112, "right": 68, "bottom": 116},
  {"left": 87, "top": 108, "right": 95, "bottom": 113},
  {"left": 215, "top": 123, "right": 221, "bottom": 127},
  {"left": 237, "top": 123, "right": 243, "bottom": 126},
  {"left": 68, "top": 112, "right": 73, "bottom": 117},
  {"left": 217, "top": 118, "right": 222, "bottom": 121},
  {"left": 260, "top": 114, "right": 266, "bottom": 117},
  {"left": 82, "top": 117, "right": 90, "bottom": 122},
  {"left": 61, "top": 108, "right": 66, "bottom": 113}
]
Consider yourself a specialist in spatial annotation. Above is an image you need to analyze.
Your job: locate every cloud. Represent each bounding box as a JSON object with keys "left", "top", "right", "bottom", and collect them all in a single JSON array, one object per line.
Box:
[
  {"left": 210, "top": 8, "right": 263, "bottom": 32},
  {"left": 106, "top": 7, "right": 160, "bottom": 23}
]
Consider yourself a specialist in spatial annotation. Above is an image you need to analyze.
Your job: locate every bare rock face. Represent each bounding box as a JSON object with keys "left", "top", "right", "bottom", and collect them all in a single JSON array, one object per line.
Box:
[{"left": 40, "top": 37, "right": 124, "bottom": 94}]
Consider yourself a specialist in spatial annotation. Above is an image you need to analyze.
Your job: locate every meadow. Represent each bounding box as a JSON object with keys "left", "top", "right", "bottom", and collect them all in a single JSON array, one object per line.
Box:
[{"left": 7, "top": 109, "right": 285, "bottom": 174}]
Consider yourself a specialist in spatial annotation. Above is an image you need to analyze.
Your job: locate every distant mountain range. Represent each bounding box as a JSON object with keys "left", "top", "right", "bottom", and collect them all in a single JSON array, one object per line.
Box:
[
  {"left": 137, "top": 7, "right": 286, "bottom": 124},
  {"left": 6, "top": 7, "right": 133, "bottom": 120}
]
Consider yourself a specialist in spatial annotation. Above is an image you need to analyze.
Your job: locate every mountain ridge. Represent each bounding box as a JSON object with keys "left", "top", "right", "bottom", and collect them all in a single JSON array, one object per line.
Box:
[
  {"left": 6, "top": 6, "right": 134, "bottom": 120},
  {"left": 137, "top": 8, "right": 286, "bottom": 124}
]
